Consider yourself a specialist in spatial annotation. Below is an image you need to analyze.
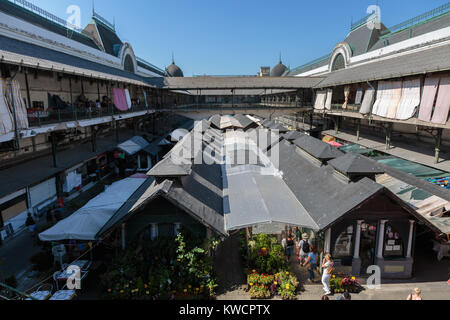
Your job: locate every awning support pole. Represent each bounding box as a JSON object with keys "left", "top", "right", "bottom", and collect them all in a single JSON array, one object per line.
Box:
[
  {"left": 356, "top": 119, "right": 361, "bottom": 141},
  {"left": 435, "top": 128, "right": 442, "bottom": 164},
  {"left": 334, "top": 116, "right": 339, "bottom": 134},
  {"left": 91, "top": 126, "right": 97, "bottom": 153},
  {"left": 51, "top": 132, "right": 58, "bottom": 168},
  {"left": 385, "top": 123, "right": 392, "bottom": 150}
]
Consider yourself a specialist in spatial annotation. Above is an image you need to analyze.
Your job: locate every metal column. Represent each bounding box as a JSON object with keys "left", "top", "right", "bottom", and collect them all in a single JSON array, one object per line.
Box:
[
  {"left": 51, "top": 132, "right": 58, "bottom": 168},
  {"left": 435, "top": 128, "right": 443, "bottom": 164},
  {"left": 356, "top": 119, "right": 361, "bottom": 141}
]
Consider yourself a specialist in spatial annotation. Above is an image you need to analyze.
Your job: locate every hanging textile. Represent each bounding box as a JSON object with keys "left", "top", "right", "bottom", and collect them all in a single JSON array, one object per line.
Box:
[
  {"left": 395, "top": 78, "right": 421, "bottom": 120},
  {"left": 325, "top": 89, "right": 333, "bottom": 110},
  {"left": 4, "top": 79, "right": 29, "bottom": 129},
  {"left": 373, "top": 81, "right": 394, "bottom": 117},
  {"left": 354, "top": 88, "right": 363, "bottom": 105},
  {"left": 431, "top": 76, "right": 450, "bottom": 125},
  {"left": 386, "top": 81, "right": 403, "bottom": 119},
  {"left": 124, "top": 89, "right": 132, "bottom": 109},
  {"left": 142, "top": 89, "right": 149, "bottom": 108},
  {"left": 418, "top": 77, "right": 440, "bottom": 122},
  {"left": 342, "top": 85, "right": 350, "bottom": 109},
  {"left": 0, "top": 79, "right": 14, "bottom": 135},
  {"left": 113, "top": 88, "right": 128, "bottom": 111},
  {"left": 359, "top": 87, "right": 375, "bottom": 115},
  {"left": 313, "top": 90, "right": 327, "bottom": 110}
]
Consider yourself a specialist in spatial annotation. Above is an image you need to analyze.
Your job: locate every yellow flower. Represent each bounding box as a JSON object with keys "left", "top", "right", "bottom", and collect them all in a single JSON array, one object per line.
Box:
[
  {"left": 184, "top": 289, "right": 187, "bottom": 293},
  {"left": 286, "top": 284, "right": 290, "bottom": 290},
  {"left": 332, "top": 275, "right": 336, "bottom": 278},
  {"left": 252, "top": 270, "right": 256, "bottom": 273},
  {"left": 144, "top": 284, "right": 147, "bottom": 288},
  {"left": 274, "top": 281, "right": 278, "bottom": 285},
  {"left": 188, "top": 285, "right": 192, "bottom": 289},
  {"left": 285, "top": 272, "right": 289, "bottom": 275},
  {"left": 146, "top": 291, "right": 150, "bottom": 295},
  {"left": 195, "top": 288, "right": 199, "bottom": 291},
  {"left": 249, "top": 283, "right": 254, "bottom": 286},
  {"left": 352, "top": 277, "right": 356, "bottom": 280},
  {"left": 262, "top": 247, "right": 266, "bottom": 251},
  {"left": 120, "top": 290, "right": 124, "bottom": 293}
]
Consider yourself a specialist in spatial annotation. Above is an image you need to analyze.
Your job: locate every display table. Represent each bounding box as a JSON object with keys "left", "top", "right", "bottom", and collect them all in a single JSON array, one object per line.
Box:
[{"left": 49, "top": 290, "right": 76, "bottom": 301}]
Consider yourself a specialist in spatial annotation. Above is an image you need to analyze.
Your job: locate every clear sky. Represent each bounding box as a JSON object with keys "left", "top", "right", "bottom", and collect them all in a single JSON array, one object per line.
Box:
[{"left": 32, "top": 0, "right": 449, "bottom": 76}]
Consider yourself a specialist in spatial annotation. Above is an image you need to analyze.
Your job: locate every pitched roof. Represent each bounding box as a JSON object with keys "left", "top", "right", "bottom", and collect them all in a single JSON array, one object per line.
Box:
[
  {"left": 316, "top": 42, "right": 450, "bottom": 87},
  {"left": 147, "top": 156, "right": 192, "bottom": 177},
  {"left": 93, "top": 17, "right": 122, "bottom": 56},
  {"left": 293, "top": 135, "right": 344, "bottom": 161},
  {"left": 277, "top": 140, "right": 384, "bottom": 229},
  {"left": 329, "top": 152, "right": 384, "bottom": 175},
  {"left": 0, "top": 0, "right": 99, "bottom": 50},
  {"left": 282, "top": 131, "right": 304, "bottom": 141},
  {"left": 0, "top": 35, "right": 149, "bottom": 85}
]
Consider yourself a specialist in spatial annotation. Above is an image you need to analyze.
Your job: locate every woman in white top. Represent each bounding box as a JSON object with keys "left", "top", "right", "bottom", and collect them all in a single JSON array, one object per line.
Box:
[
  {"left": 407, "top": 288, "right": 423, "bottom": 300},
  {"left": 321, "top": 253, "right": 334, "bottom": 295}
]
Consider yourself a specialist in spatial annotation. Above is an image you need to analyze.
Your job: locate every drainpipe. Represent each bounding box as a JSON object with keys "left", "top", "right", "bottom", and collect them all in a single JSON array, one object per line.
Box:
[{"left": 9, "top": 66, "right": 22, "bottom": 150}]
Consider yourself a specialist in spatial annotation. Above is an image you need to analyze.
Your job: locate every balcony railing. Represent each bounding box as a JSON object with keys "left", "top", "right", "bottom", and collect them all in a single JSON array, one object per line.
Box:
[{"left": 27, "top": 104, "right": 151, "bottom": 128}]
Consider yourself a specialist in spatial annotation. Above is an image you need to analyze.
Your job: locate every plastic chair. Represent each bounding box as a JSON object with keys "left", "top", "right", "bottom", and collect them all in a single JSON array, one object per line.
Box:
[{"left": 52, "top": 244, "right": 67, "bottom": 267}]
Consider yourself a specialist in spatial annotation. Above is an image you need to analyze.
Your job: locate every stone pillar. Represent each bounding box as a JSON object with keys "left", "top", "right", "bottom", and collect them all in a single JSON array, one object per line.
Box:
[
  {"left": 406, "top": 220, "right": 415, "bottom": 258},
  {"left": 354, "top": 220, "right": 363, "bottom": 259},
  {"left": 377, "top": 220, "right": 388, "bottom": 259}
]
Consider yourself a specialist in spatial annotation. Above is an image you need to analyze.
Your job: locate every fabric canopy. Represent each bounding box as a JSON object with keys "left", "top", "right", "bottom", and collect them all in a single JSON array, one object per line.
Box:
[
  {"left": 431, "top": 76, "right": 450, "bottom": 125},
  {"left": 395, "top": 78, "right": 421, "bottom": 120},
  {"left": 418, "top": 77, "right": 440, "bottom": 122},
  {"left": 386, "top": 81, "right": 402, "bottom": 119},
  {"left": 4, "top": 79, "right": 29, "bottom": 129},
  {"left": 314, "top": 90, "right": 327, "bottom": 110},
  {"left": 125, "top": 89, "right": 132, "bottom": 109},
  {"left": 39, "top": 176, "right": 147, "bottom": 241},
  {"left": 113, "top": 88, "right": 128, "bottom": 111},
  {"left": 359, "top": 87, "right": 375, "bottom": 115},
  {"left": 0, "top": 79, "right": 14, "bottom": 135},
  {"left": 372, "top": 81, "right": 394, "bottom": 117},
  {"left": 117, "top": 136, "right": 150, "bottom": 156},
  {"left": 325, "top": 89, "right": 333, "bottom": 110}
]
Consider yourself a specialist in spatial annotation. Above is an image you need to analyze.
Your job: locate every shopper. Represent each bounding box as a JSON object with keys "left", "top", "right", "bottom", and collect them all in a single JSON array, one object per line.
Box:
[
  {"left": 406, "top": 288, "right": 423, "bottom": 300},
  {"left": 321, "top": 253, "right": 334, "bottom": 295},
  {"left": 286, "top": 235, "right": 295, "bottom": 260},
  {"left": 25, "top": 212, "right": 37, "bottom": 235},
  {"left": 302, "top": 245, "right": 318, "bottom": 283},
  {"left": 299, "top": 233, "right": 311, "bottom": 264}
]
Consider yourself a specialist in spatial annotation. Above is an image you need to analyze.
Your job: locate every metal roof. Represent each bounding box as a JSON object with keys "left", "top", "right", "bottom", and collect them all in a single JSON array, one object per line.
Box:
[
  {"left": 316, "top": 43, "right": 450, "bottom": 88},
  {"left": 145, "top": 76, "right": 325, "bottom": 90},
  {"left": 328, "top": 152, "right": 384, "bottom": 175},
  {"left": 293, "top": 135, "right": 344, "bottom": 161},
  {"left": 0, "top": 35, "right": 152, "bottom": 86}
]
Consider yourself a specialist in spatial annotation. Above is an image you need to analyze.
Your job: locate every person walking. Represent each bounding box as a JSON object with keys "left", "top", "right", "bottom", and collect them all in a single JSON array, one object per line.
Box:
[
  {"left": 406, "top": 288, "right": 423, "bottom": 300},
  {"left": 302, "top": 245, "right": 318, "bottom": 283},
  {"left": 286, "top": 235, "right": 295, "bottom": 260},
  {"left": 321, "top": 253, "right": 334, "bottom": 296},
  {"left": 299, "top": 233, "right": 311, "bottom": 264},
  {"left": 25, "top": 212, "right": 37, "bottom": 235}
]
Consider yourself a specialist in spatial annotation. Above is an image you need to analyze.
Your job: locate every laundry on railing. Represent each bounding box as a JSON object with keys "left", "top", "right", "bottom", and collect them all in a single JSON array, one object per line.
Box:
[{"left": 0, "top": 78, "right": 14, "bottom": 135}]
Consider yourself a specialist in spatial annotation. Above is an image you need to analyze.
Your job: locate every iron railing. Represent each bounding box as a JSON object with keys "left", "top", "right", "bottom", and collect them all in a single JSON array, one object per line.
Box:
[
  {"left": 9, "top": 0, "right": 94, "bottom": 39},
  {"left": 92, "top": 11, "right": 115, "bottom": 31},
  {"left": 289, "top": 53, "right": 331, "bottom": 74},
  {"left": 351, "top": 12, "right": 377, "bottom": 31},
  {"left": 382, "top": 2, "right": 450, "bottom": 36}
]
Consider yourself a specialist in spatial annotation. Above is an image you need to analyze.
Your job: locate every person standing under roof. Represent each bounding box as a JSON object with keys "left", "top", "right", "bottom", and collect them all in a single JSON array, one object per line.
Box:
[
  {"left": 321, "top": 253, "right": 334, "bottom": 296},
  {"left": 302, "top": 245, "right": 318, "bottom": 283}
]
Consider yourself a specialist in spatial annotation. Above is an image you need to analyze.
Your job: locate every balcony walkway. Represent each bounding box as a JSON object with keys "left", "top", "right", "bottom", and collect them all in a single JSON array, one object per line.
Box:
[{"left": 323, "top": 129, "right": 450, "bottom": 173}]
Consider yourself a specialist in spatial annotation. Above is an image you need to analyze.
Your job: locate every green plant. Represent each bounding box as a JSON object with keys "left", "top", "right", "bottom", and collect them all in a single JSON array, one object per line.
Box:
[
  {"left": 249, "top": 284, "right": 271, "bottom": 299},
  {"left": 277, "top": 271, "right": 299, "bottom": 300}
]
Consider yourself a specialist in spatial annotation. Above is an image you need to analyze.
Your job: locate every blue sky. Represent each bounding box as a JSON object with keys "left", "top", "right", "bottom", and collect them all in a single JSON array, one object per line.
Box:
[{"left": 32, "top": 0, "right": 449, "bottom": 76}]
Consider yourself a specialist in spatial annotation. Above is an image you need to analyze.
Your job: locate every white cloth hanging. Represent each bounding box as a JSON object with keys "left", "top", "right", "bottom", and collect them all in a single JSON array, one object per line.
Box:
[
  {"left": 5, "top": 79, "right": 29, "bottom": 129},
  {"left": 395, "top": 78, "right": 421, "bottom": 120},
  {"left": 124, "top": 89, "right": 132, "bottom": 109},
  {"left": 314, "top": 90, "right": 327, "bottom": 110},
  {"left": 0, "top": 78, "right": 14, "bottom": 135},
  {"left": 325, "top": 89, "right": 333, "bottom": 110}
]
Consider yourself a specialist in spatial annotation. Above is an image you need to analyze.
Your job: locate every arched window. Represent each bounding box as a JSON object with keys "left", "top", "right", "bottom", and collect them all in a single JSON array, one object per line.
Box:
[
  {"left": 124, "top": 54, "right": 135, "bottom": 73},
  {"left": 331, "top": 53, "right": 345, "bottom": 71},
  {"left": 333, "top": 224, "right": 354, "bottom": 257},
  {"left": 383, "top": 224, "right": 404, "bottom": 258}
]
